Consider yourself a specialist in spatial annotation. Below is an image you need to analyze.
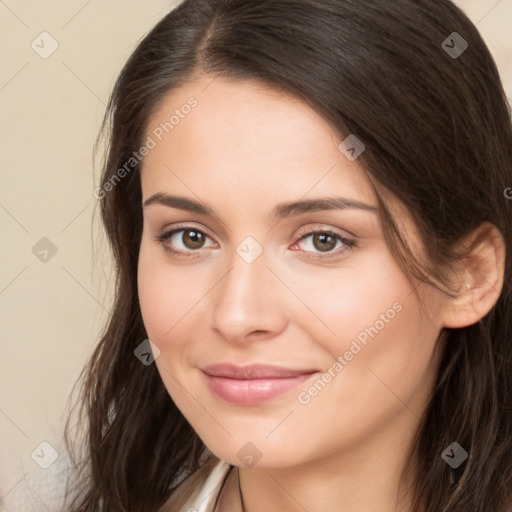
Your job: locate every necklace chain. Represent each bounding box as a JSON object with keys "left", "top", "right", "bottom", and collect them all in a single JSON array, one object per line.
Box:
[{"left": 237, "top": 467, "right": 246, "bottom": 512}]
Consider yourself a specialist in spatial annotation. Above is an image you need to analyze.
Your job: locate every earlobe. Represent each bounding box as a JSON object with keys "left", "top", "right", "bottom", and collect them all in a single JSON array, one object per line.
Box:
[{"left": 441, "top": 223, "right": 505, "bottom": 329}]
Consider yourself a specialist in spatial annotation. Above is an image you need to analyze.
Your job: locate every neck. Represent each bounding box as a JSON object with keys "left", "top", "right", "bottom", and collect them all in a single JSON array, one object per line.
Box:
[{"left": 235, "top": 411, "right": 423, "bottom": 512}]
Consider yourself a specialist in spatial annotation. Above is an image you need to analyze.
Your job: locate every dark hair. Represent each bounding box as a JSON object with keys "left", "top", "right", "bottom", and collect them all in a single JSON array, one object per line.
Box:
[{"left": 63, "top": 0, "right": 512, "bottom": 511}]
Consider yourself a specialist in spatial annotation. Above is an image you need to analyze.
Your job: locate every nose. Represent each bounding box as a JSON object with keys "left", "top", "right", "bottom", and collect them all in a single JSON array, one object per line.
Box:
[{"left": 209, "top": 246, "right": 288, "bottom": 345}]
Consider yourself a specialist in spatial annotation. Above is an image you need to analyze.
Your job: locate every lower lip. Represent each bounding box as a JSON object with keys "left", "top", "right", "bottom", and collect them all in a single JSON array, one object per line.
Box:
[{"left": 202, "top": 371, "right": 317, "bottom": 406}]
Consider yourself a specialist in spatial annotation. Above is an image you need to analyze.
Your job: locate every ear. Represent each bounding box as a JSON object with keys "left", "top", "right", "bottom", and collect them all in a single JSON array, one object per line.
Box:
[{"left": 441, "top": 222, "right": 506, "bottom": 329}]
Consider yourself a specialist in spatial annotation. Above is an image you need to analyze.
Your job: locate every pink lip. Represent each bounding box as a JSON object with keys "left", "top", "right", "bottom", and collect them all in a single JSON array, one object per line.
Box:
[{"left": 201, "top": 363, "right": 318, "bottom": 405}]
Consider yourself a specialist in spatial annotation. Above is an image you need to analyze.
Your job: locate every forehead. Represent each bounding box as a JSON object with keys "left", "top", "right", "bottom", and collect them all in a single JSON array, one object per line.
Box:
[{"left": 140, "top": 74, "right": 376, "bottom": 214}]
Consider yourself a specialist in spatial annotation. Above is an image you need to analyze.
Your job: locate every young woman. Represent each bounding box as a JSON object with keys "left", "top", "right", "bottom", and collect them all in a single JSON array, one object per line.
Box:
[{"left": 63, "top": 1, "right": 512, "bottom": 511}]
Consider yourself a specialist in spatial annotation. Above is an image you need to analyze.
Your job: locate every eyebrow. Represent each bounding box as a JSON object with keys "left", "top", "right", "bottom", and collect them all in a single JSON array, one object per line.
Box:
[{"left": 143, "top": 192, "right": 378, "bottom": 219}]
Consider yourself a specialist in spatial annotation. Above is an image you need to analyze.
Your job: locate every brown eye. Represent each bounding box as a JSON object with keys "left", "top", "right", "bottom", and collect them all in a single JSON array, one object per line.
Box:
[
  {"left": 156, "top": 227, "right": 215, "bottom": 256},
  {"left": 312, "top": 232, "right": 337, "bottom": 252},
  {"left": 293, "top": 229, "right": 357, "bottom": 260},
  {"left": 181, "top": 229, "right": 206, "bottom": 249}
]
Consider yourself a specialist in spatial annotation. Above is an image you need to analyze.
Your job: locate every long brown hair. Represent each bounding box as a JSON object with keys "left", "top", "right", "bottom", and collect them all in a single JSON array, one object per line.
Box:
[{"left": 62, "top": 1, "right": 512, "bottom": 510}]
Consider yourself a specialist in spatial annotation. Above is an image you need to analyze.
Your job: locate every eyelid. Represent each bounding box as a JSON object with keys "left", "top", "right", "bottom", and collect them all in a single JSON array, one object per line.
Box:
[{"left": 294, "top": 223, "right": 354, "bottom": 241}]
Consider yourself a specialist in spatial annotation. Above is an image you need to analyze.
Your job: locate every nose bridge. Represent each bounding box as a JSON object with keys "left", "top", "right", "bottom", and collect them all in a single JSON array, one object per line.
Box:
[{"left": 210, "top": 238, "right": 284, "bottom": 341}]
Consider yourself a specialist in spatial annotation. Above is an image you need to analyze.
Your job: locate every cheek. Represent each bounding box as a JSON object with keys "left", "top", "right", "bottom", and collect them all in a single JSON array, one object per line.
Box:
[
  {"left": 137, "top": 247, "right": 205, "bottom": 415},
  {"left": 293, "top": 251, "right": 439, "bottom": 408},
  {"left": 137, "top": 260, "right": 171, "bottom": 342},
  {"left": 289, "top": 249, "right": 412, "bottom": 344},
  {"left": 137, "top": 242, "right": 207, "bottom": 343},
  {"left": 287, "top": 293, "right": 438, "bottom": 458}
]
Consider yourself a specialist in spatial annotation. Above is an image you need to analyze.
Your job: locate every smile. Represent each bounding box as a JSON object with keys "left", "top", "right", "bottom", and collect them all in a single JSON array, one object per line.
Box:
[{"left": 201, "top": 364, "right": 319, "bottom": 406}]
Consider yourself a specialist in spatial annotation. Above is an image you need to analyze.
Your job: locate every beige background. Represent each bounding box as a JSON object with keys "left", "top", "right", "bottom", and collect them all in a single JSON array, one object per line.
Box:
[{"left": 0, "top": 0, "right": 511, "bottom": 509}]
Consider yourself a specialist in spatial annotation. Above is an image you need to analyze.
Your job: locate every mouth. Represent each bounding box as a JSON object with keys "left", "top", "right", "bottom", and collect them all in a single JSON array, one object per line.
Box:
[{"left": 201, "top": 363, "right": 319, "bottom": 406}]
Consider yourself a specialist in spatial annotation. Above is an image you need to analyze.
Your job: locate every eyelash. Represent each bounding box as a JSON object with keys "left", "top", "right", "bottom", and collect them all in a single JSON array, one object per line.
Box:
[{"left": 154, "top": 225, "right": 358, "bottom": 260}]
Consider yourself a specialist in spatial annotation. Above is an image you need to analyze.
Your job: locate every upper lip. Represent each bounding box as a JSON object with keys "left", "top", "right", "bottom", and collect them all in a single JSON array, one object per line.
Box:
[{"left": 202, "top": 363, "right": 318, "bottom": 380}]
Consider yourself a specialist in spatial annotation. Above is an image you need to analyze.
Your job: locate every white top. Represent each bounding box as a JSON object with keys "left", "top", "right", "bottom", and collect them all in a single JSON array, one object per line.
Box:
[
  {"left": 180, "top": 460, "right": 233, "bottom": 512},
  {"left": 0, "top": 454, "right": 232, "bottom": 512}
]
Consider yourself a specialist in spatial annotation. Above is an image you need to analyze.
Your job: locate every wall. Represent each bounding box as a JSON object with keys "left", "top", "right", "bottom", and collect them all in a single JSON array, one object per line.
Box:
[{"left": 1, "top": 0, "right": 511, "bottom": 509}]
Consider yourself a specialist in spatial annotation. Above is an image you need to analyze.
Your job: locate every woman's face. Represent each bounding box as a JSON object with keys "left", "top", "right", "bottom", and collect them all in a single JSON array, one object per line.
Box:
[{"left": 137, "top": 74, "right": 448, "bottom": 469}]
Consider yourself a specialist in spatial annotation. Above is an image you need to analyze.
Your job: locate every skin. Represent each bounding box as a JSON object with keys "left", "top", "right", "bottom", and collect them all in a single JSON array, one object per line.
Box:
[{"left": 137, "top": 73, "right": 505, "bottom": 512}]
